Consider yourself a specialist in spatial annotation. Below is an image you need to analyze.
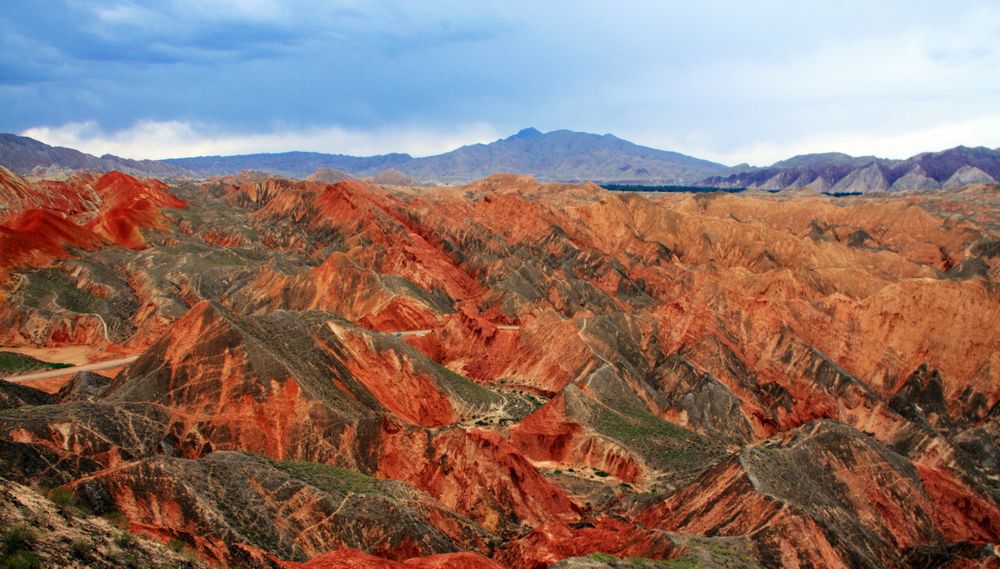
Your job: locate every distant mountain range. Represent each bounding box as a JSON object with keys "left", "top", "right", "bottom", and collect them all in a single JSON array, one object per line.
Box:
[
  {"left": 161, "top": 127, "right": 728, "bottom": 183},
  {"left": 0, "top": 129, "right": 728, "bottom": 185},
  {"left": 162, "top": 150, "right": 412, "bottom": 179},
  {"left": 1, "top": 129, "right": 998, "bottom": 192},
  {"left": 0, "top": 133, "right": 192, "bottom": 178},
  {"left": 700, "top": 146, "right": 1000, "bottom": 192}
]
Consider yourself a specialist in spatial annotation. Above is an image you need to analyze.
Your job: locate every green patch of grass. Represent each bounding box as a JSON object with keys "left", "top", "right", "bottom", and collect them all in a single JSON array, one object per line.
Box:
[
  {"left": 70, "top": 539, "right": 93, "bottom": 561},
  {"left": 114, "top": 531, "right": 137, "bottom": 550},
  {"left": 588, "top": 402, "right": 709, "bottom": 469},
  {"left": 1, "top": 525, "right": 36, "bottom": 554},
  {"left": 47, "top": 487, "right": 92, "bottom": 515},
  {"left": 109, "top": 551, "right": 141, "bottom": 569},
  {"left": 0, "top": 550, "right": 41, "bottom": 569},
  {"left": 103, "top": 511, "right": 129, "bottom": 529},
  {"left": 431, "top": 361, "right": 503, "bottom": 408},
  {"left": 1, "top": 524, "right": 41, "bottom": 569},
  {"left": 0, "top": 352, "right": 72, "bottom": 374},
  {"left": 19, "top": 270, "right": 99, "bottom": 314},
  {"left": 659, "top": 556, "right": 703, "bottom": 569},
  {"left": 584, "top": 552, "right": 694, "bottom": 568},
  {"left": 250, "top": 455, "right": 387, "bottom": 496}
]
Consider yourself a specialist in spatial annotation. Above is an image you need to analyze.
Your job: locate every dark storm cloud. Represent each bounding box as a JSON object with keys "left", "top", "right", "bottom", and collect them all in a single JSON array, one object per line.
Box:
[{"left": 4, "top": 1, "right": 999, "bottom": 164}]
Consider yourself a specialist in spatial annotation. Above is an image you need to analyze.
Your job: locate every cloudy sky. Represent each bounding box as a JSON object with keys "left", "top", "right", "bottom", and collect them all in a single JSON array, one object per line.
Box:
[{"left": 3, "top": 0, "right": 999, "bottom": 165}]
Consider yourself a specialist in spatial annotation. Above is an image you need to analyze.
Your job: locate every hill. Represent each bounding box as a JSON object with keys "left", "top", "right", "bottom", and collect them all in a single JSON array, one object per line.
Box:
[
  {"left": 0, "top": 171, "right": 997, "bottom": 567},
  {"left": 0, "top": 129, "right": 727, "bottom": 184},
  {"left": 701, "top": 145, "right": 1000, "bottom": 192},
  {"left": 389, "top": 127, "right": 728, "bottom": 184},
  {"left": 0, "top": 133, "right": 191, "bottom": 178},
  {"left": 163, "top": 150, "right": 412, "bottom": 178}
]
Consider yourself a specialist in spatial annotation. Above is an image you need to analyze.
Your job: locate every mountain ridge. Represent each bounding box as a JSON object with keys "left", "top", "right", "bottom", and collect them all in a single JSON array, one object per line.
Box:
[
  {"left": 2, "top": 129, "right": 999, "bottom": 192},
  {"left": 703, "top": 145, "right": 1000, "bottom": 192}
]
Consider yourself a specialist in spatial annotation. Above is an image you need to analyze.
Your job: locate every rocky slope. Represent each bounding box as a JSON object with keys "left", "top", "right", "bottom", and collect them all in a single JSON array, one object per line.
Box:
[
  {"left": 701, "top": 145, "right": 1000, "bottom": 193},
  {"left": 4, "top": 129, "right": 727, "bottom": 185},
  {"left": 0, "top": 133, "right": 192, "bottom": 178},
  {"left": 167, "top": 128, "right": 727, "bottom": 184},
  {"left": 0, "top": 170, "right": 997, "bottom": 567},
  {"left": 387, "top": 128, "right": 727, "bottom": 185}
]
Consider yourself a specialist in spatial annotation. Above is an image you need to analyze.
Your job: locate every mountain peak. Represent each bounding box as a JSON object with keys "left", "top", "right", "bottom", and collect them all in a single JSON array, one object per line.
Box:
[{"left": 510, "top": 127, "right": 543, "bottom": 139}]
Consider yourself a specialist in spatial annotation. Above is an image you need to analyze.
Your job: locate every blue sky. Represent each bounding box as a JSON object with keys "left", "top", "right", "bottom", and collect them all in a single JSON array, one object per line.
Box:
[{"left": 3, "top": 1, "right": 999, "bottom": 165}]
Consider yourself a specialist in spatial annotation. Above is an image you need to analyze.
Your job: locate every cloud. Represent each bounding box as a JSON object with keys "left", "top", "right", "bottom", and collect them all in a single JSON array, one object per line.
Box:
[
  {"left": 3, "top": 2, "right": 1000, "bottom": 160},
  {"left": 21, "top": 120, "right": 504, "bottom": 159}
]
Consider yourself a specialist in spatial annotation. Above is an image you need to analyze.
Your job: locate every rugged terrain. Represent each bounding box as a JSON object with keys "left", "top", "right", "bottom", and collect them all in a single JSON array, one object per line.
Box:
[
  {"left": 0, "top": 166, "right": 997, "bottom": 568},
  {"left": 6, "top": 130, "right": 1000, "bottom": 192},
  {"left": 701, "top": 146, "right": 1000, "bottom": 193}
]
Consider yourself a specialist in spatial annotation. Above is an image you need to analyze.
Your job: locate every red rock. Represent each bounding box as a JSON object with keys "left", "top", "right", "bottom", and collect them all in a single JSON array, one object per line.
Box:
[{"left": 282, "top": 548, "right": 502, "bottom": 569}]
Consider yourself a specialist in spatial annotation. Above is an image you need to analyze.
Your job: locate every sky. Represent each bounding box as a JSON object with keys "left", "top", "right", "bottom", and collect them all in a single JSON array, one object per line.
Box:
[{"left": 3, "top": 1, "right": 999, "bottom": 166}]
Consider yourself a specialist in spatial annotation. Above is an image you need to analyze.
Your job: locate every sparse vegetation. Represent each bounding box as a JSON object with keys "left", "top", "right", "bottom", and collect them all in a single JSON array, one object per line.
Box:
[
  {"left": 114, "top": 531, "right": 137, "bottom": 549},
  {"left": 0, "top": 550, "right": 41, "bottom": 569},
  {"left": 584, "top": 552, "right": 702, "bottom": 568},
  {"left": 0, "top": 352, "right": 72, "bottom": 375},
  {"left": 104, "top": 510, "right": 129, "bottom": 529},
  {"left": 589, "top": 401, "right": 710, "bottom": 470},
  {"left": 250, "top": 454, "right": 387, "bottom": 495},
  {"left": 69, "top": 539, "right": 94, "bottom": 561},
  {"left": 20, "top": 269, "right": 99, "bottom": 314},
  {"left": 47, "top": 487, "right": 91, "bottom": 515},
  {"left": 431, "top": 360, "right": 503, "bottom": 407},
  {"left": 1, "top": 524, "right": 40, "bottom": 569}
]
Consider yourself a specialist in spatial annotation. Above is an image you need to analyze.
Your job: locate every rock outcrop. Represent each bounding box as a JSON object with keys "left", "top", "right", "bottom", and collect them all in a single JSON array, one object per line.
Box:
[{"left": 0, "top": 171, "right": 997, "bottom": 567}]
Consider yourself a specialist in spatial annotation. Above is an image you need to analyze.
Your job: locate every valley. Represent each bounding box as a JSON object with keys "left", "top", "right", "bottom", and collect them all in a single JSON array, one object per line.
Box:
[{"left": 0, "top": 167, "right": 997, "bottom": 567}]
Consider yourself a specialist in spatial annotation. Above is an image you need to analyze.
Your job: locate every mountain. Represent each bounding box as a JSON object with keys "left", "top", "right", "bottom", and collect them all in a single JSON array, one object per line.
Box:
[
  {"left": 0, "top": 133, "right": 192, "bottom": 178},
  {"left": 700, "top": 145, "right": 1000, "bottom": 192},
  {"left": 163, "top": 150, "right": 413, "bottom": 178},
  {"left": 0, "top": 129, "right": 727, "bottom": 184},
  {"left": 163, "top": 128, "right": 727, "bottom": 184},
  {"left": 3, "top": 130, "right": 999, "bottom": 192},
  {"left": 387, "top": 127, "right": 728, "bottom": 184},
  {"left": 0, "top": 170, "right": 997, "bottom": 567}
]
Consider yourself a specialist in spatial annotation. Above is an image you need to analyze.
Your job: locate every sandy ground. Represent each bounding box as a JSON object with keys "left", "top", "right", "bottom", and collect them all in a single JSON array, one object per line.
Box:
[
  {"left": 17, "top": 365, "right": 128, "bottom": 394},
  {"left": 3, "top": 357, "right": 138, "bottom": 392},
  {"left": 0, "top": 345, "right": 104, "bottom": 366}
]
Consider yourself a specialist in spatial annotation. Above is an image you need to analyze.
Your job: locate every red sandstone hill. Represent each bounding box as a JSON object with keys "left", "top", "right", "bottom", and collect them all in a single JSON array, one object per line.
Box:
[{"left": 0, "top": 172, "right": 997, "bottom": 568}]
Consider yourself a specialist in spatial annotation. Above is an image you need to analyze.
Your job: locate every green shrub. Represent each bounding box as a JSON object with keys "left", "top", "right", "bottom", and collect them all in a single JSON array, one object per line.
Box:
[
  {"left": 70, "top": 539, "right": 93, "bottom": 561},
  {"left": 114, "top": 532, "right": 136, "bottom": 549},
  {"left": 1, "top": 550, "right": 42, "bottom": 569},
  {"left": 1, "top": 525, "right": 41, "bottom": 569},
  {"left": 104, "top": 511, "right": 129, "bottom": 529},
  {"left": 1, "top": 525, "right": 36, "bottom": 554},
  {"left": 249, "top": 454, "right": 386, "bottom": 496},
  {"left": 47, "top": 487, "right": 91, "bottom": 515},
  {"left": 0, "top": 352, "right": 72, "bottom": 374}
]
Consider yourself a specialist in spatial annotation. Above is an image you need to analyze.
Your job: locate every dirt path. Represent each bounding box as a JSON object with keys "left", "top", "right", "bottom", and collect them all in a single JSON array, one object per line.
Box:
[
  {"left": 2, "top": 355, "right": 140, "bottom": 383},
  {"left": 394, "top": 329, "right": 433, "bottom": 337},
  {"left": 391, "top": 325, "right": 520, "bottom": 338},
  {"left": 3, "top": 325, "right": 522, "bottom": 383}
]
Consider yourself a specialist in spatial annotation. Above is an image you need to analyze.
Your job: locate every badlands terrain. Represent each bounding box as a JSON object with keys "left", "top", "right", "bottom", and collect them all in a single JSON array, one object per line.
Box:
[{"left": 0, "top": 167, "right": 998, "bottom": 568}]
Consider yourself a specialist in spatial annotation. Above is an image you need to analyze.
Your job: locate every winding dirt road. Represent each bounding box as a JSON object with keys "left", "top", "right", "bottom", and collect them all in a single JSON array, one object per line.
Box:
[{"left": 2, "top": 325, "right": 521, "bottom": 384}]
